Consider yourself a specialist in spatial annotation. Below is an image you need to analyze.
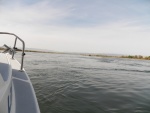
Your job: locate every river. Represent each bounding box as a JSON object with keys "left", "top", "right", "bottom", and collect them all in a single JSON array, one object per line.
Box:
[{"left": 17, "top": 52, "right": 150, "bottom": 113}]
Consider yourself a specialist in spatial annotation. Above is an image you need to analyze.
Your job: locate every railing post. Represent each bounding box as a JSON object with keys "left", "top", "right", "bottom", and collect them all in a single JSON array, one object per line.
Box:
[{"left": 20, "top": 40, "right": 25, "bottom": 71}]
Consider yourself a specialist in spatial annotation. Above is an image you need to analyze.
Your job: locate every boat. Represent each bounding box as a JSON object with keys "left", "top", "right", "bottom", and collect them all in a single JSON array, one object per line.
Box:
[{"left": 0, "top": 32, "right": 40, "bottom": 113}]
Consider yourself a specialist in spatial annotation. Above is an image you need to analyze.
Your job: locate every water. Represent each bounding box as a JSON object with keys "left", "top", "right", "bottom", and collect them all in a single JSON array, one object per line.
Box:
[{"left": 16, "top": 52, "right": 150, "bottom": 113}]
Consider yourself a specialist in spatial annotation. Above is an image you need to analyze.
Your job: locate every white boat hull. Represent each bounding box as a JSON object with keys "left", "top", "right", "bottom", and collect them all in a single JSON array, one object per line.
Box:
[{"left": 0, "top": 53, "right": 40, "bottom": 113}]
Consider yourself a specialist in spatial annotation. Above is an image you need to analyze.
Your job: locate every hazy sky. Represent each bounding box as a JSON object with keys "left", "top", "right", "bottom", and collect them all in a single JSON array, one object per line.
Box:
[{"left": 0, "top": 0, "right": 150, "bottom": 55}]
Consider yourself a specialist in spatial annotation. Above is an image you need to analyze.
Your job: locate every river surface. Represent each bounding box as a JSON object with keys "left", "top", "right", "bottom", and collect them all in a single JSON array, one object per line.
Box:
[{"left": 17, "top": 52, "right": 150, "bottom": 113}]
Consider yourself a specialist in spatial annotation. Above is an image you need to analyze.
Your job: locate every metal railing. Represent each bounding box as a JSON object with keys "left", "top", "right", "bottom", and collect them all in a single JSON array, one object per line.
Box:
[{"left": 0, "top": 32, "right": 25, "bottom": 71}]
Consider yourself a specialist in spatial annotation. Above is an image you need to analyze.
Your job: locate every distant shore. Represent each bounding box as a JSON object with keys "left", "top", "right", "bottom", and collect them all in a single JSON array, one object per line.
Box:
[
  {"left": 0, "top": 47, "right": 66, "bottom": 54},
  {"left": 0, "top": 47, "right": 150, "bottom": 60},
  {"left": 85, "top": 54, "right": 150, "bottom": 60}
]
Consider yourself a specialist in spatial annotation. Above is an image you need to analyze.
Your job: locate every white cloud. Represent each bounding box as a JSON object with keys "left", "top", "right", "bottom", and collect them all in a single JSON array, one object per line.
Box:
[
  {"left": 0, "top": 1, "right": 70, "bottom": 25},
  {"left": 0, "top": 0, "right": 150, "bottom": 55}
]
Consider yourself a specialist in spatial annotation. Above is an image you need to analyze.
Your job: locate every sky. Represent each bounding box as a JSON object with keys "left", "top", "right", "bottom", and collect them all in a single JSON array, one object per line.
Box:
[{"left": 0, "top": 0, "right": 150, "bottom": 55}]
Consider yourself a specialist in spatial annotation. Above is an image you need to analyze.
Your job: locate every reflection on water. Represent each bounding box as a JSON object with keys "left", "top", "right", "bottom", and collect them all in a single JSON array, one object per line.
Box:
[{"left": 16, "top": 52, "right": 150, "bottom": 113}]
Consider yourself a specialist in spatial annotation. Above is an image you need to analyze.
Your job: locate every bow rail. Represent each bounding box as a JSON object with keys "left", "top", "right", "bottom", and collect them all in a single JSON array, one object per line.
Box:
[{"left": 0, "top": 32, "right": 25, "bottom": 71}]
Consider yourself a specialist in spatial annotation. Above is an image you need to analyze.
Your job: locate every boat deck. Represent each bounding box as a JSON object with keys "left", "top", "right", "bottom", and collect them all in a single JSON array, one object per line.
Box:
[{"left": 8, "top": 54, "right": 40, "bottom": 113}]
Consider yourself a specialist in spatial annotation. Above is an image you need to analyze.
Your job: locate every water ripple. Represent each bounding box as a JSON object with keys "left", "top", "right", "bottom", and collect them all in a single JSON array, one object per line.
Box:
[{"left": 15, "top": 52, "right": 150, "bottom": 113}]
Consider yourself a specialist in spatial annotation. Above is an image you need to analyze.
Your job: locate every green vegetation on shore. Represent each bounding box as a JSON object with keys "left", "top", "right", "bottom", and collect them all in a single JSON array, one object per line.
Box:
[
  {"left": 121, "top": 55, "right": 150, "bottom": 60},
  {"left": 84, "top": 54, "right": 150, "bottom": 60}
]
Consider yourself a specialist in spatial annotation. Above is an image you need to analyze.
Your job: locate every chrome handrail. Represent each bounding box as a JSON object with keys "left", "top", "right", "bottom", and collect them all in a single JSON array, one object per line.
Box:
[{"left": 0, "top": 32, "right": 25, "bottom": 71}]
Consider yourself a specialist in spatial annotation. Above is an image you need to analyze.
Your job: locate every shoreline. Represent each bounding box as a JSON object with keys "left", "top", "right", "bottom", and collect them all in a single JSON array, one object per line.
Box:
[
  {"left": 85, "top": 54, "right": 150, "bottom": 60},
  {"left": 0, "top": 47, "right": 150, "bottom": 60}
]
